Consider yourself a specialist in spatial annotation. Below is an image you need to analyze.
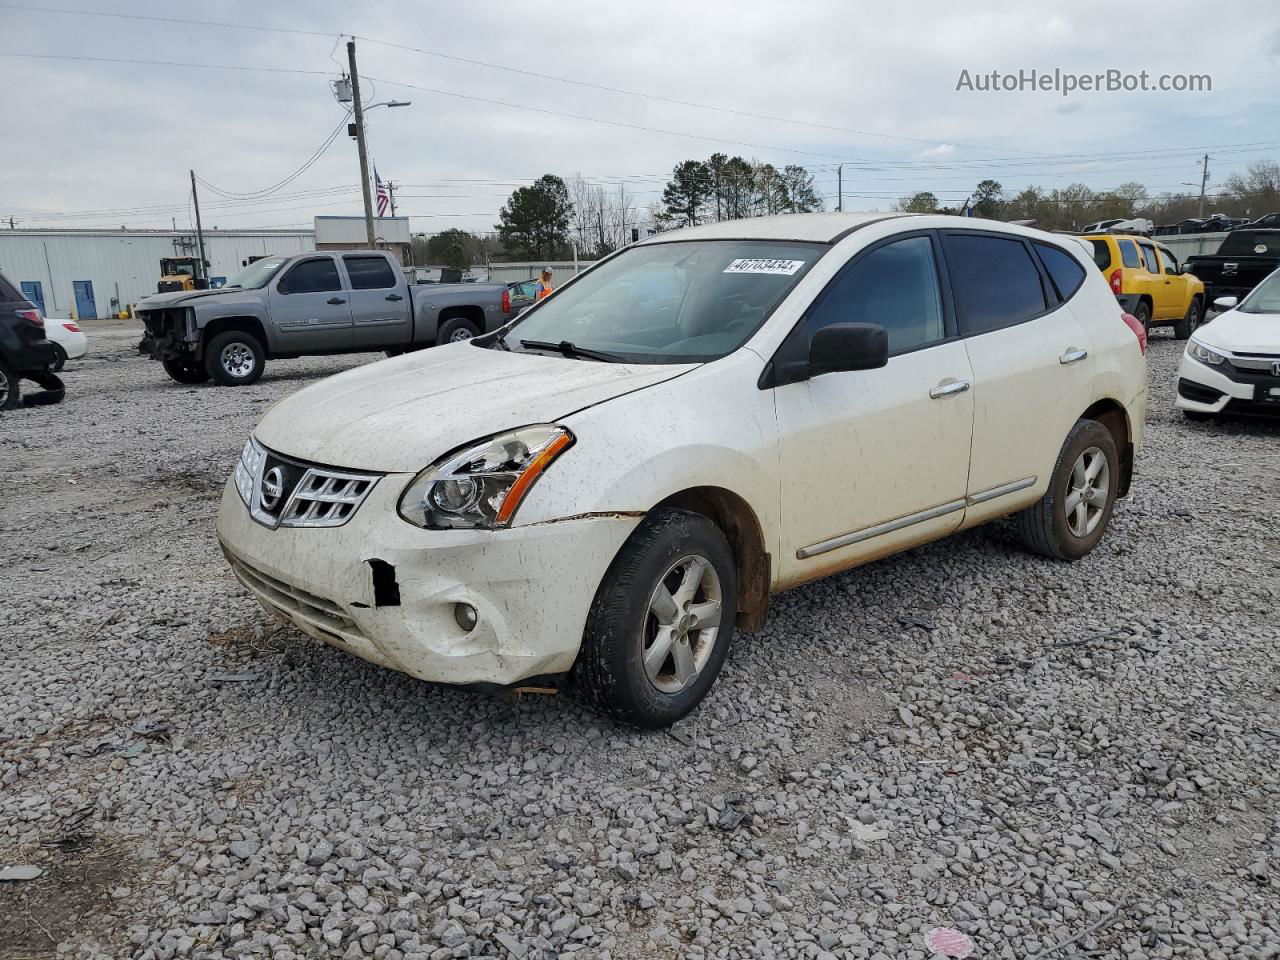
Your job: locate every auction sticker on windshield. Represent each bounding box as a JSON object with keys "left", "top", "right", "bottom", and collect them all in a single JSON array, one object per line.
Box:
[{"left": 723, "top": 258, "right": 806, "bottom": 275}]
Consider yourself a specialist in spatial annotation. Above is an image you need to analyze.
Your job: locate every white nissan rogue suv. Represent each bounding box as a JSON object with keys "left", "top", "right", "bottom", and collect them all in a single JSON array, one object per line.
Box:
[{"left": 217, "top": 213, "right": 1147, "bottom": 727}]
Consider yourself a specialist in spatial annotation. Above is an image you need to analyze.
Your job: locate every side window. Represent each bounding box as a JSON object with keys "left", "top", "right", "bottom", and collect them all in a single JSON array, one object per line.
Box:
[
  {"left": 1088, "top": 239, "right": 1112, "bottom": 270},
  {"left": 280, "top": 258, "right": 341, "bottom": 294},
  {"left": 1034, "top": 242, "right": 1087, "bottom": 301},
  {"left": 1159, "top": 248, "right": 1179, "bottom": 276},
  {"left": 807, "top": 235, "right": 945, "bottom": 355},
  {"left": 943, "top": 233, "right": 1047, "bottom": 336},
  {"left": 515, "top": 281, "right": 536, "bottom": 299},
  {"left": 1139, "top": 244, "right": 1160, "bottom": 274},
  {"left": 1118, "top": 240, "right": 1140, "bottom": 268},
  {"left": 343, "top": 256, "right": 397, "bottom": 290}
]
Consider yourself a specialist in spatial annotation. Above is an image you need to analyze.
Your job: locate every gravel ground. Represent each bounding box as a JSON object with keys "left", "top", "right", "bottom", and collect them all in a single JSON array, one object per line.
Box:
[{"left": 2, "top": 320, "right": 1279, "bottom": 960}]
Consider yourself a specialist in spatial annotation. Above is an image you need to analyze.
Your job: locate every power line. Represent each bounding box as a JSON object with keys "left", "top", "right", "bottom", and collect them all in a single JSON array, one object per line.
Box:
[{"left": 194, "top": 111, "right": 352, "bottom": 200}]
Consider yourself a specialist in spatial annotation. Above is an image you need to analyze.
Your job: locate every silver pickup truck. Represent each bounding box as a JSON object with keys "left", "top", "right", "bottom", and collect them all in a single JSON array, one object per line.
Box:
[{"left": 136, "top": 250, "right": 514, "bottom": 386}]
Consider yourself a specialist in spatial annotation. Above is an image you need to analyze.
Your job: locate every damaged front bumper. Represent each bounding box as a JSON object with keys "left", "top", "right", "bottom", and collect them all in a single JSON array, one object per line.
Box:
[
  {"left": 215, "top": 478, "right": 641, "bottom": 687},
  {"left": 137, "top": 308, "right": 198, "bottom": 360}
]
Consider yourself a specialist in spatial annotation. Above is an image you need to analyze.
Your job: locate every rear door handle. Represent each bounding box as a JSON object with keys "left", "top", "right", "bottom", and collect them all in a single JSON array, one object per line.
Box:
[
  {"left": 1059, "top": 348, "right": 1088, "bottom": 364},
  {"left": 327, "top": 297, "right": 346, "bottom": 305},
  {"left": 385, "top": 293, "right": 403, "bottom": 301},
  {"left": 929, "top": 379, "right": 970, "bottom": 399}
]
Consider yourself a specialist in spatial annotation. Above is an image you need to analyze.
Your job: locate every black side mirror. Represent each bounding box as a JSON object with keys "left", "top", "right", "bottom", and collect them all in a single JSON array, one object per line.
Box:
[{"left": 809, "top": 323, "right": 889, "bottom": 377}]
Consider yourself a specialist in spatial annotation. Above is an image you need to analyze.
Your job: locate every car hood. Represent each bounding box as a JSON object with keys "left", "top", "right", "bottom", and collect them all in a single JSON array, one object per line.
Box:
[
  {"left": 254, "top": 342, "right": 695, "bottom": 472},
  {"left": 1196, "top": 309, "right": 1280, "bottom": 354},
  {"left": 136, "top": 288, "right": 255, "bottom": 310}
]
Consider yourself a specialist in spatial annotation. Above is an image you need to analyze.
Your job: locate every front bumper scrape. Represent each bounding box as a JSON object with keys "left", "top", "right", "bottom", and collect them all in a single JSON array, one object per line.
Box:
[{"left": 215, "top": 479, "right": 642, "bottom": 687}]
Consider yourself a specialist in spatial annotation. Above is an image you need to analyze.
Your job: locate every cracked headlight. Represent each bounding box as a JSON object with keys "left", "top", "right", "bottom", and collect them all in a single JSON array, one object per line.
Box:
[
  {"left": 1188, "top": 339, "right": 1225, "bottom": 366},
  {"left": 234, "top": 436, "right": 265, "bottom": 506},
  {"left": 398, "top": 425, "right": 575, "bottom": 529}
]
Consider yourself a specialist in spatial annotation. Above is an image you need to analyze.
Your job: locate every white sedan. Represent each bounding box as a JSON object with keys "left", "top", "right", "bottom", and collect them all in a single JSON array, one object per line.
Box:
[
  {"left": 1176, "top": 268, "right": 1280, "bottom": 419},
  {"left": 42, "top": 316, "right": 89, "bottom": 369}
]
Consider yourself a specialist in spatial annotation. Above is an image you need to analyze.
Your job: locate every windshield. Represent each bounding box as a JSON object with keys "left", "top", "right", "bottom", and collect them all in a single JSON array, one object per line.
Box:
[
  {"left": 1239, "top": 269, "right": 1280, "bottom": 314},
  {"left": 227, "top": 257, "right": 287, "bottom": 289},
  {"left": 505, "top": 240, "right": 824, "bottom": 363}
]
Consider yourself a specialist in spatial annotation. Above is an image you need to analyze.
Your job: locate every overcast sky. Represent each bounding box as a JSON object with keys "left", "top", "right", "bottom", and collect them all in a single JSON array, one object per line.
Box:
[{"left": 3, "top": 0, "right": 1279, "bottom": 235}]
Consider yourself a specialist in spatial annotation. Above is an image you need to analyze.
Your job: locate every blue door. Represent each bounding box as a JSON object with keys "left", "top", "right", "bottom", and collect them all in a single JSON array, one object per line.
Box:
[
  {"left": 73, "top": 280, "right": 97, "bottom": 319},
  {"left": 20, "top": 281, "right": 45, "bottom": 314}
]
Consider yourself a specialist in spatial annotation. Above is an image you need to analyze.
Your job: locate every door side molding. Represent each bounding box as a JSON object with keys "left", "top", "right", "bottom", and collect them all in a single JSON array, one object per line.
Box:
[{"left": 795, "top": 476, "right": 1038, "bottom": 559}]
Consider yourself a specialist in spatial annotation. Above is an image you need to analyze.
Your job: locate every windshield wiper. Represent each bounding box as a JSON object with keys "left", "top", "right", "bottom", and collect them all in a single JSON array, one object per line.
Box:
[{"left": 518, "top": 339, "right": 624, "bottom": 362}]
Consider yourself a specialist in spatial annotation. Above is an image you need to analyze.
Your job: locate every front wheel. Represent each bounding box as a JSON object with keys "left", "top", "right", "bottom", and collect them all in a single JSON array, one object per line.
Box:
[
  {"left": 575, "top": 508, "right": 738, "bottom": 728},
  {"left": 1012, "top": 420, "right": 1119, "bottom": 561},
  {"left": 162, "top": 355, "right": 211, "bottom": 384},
  {"left": 204, "top": 331, "right": 265, "bottom": 386},
  {"left": 1173, "top": 297, "right": 1202, "bottom": 340}
]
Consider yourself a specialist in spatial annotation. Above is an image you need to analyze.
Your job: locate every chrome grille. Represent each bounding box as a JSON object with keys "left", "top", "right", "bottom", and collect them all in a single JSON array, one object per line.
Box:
[
  {"left": 247, "top": 444, "right": 380, "bottom": 530},
  {"left": 1226, "top": 352, "right": 1280, "bottom": 372}
]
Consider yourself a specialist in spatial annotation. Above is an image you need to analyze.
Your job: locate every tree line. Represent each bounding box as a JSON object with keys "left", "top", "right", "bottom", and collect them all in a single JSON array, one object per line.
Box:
[
  {"left": 413, "top": 160, "right": 1280, "bottom": 268},
  {"left": 895, "top": 161, "right": 1280, "bottom": 231}
]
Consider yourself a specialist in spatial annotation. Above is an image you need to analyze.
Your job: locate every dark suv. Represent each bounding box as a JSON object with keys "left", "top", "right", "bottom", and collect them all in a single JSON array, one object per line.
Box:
[{"left": 0, "top": 270, "right": 63, "bottom": 410}]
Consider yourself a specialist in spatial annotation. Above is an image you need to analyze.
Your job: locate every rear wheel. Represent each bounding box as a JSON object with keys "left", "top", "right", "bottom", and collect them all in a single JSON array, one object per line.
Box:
[
  {"left": 436, "top": 317, "right": 480, "bottom": 345},
  {"left": 1173, "top": 296, "right": 1202, "bottom": 340},
  {"left": 1013, "top": 420, "right": 1119, "bottom": 561},
  {"left": 0, "top": 359, "right": 19, "bottom": 410},
  {"left": 50, "top": 343, "right": 68, "bottom": 372},
  {"left": 204, "top": 331, "right": 265, "bottom": 386},
  {"left": 575, "top": 508, "right": 738, "bottom": 728},
  {"left": 162, "top": 355, "right": 210, "bottom": 384},
  {"left": 1134, "top": 301, "right": 1153, "bottom": 337}
]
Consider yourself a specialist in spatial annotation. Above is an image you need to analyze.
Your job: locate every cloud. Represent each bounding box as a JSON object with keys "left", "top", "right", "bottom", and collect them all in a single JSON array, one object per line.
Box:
[
  {"left": 913, "top": 144, "right": 957, "bottom": 162},
  {"left": 1055, "top": 102, "right": 1085, "bottom": 114}
]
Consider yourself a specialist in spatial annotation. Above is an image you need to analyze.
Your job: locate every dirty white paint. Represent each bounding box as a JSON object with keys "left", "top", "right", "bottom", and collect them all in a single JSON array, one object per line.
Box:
[{"left": 220, "top": 213, "right": 1147, "bottom": 689}]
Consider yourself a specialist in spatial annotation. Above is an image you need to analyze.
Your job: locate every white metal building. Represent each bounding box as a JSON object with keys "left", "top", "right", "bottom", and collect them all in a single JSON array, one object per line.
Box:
[{"left": 0, "top": 227, "right": 315, "bottom": 319}]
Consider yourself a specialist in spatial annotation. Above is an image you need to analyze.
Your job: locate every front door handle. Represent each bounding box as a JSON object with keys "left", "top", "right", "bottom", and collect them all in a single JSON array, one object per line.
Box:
[
  {"left": 929, "top": 378, "right": 970, "bottom": 399},
  {"left": 1059, "top": 348, "right": 1088, "bottom": 364},
  {"left": 385, "top": 293, "right": 404, "bottom": 301},
  {"left": 327, "top": 297, "right": 346, "bottom": 305}
]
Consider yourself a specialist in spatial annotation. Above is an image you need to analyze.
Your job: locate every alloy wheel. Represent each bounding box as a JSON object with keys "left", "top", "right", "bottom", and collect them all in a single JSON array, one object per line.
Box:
[
  {"left": 449, "top": 329, "right": 474, "bottom": 343},
  {"left": 641, "top": 555, "right": 723, "bottom": 694},
  {"left": 0, "top": 369, "right": 10, "bottom": 407},
  {"left": 1064, "top": 445, "right": 1110, "bottom": 537}
]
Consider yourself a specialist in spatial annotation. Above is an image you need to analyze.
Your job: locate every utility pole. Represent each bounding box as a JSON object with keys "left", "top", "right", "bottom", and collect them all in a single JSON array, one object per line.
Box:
[
  {"left": 386, "top": 180, "right": 398, "bottom": 217},
  {"left": 190, "top": 169, "right": 208, "bottom": 283},
  {"left": 837, "top": 164, "right": 843, "bottom": 212},
  {"left": 347, "top": 39, "right": 376, "bottom": 249},
  {"left": 1197, "top": 154, "right": 1210, "bottom": 219}
]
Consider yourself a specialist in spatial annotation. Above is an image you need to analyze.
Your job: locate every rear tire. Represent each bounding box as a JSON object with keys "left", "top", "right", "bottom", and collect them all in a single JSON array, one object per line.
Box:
[
  {"left": 1134, "top": 301, "right": 1153, "bottom": 337},
  {"left": 1173, "top": 296, "right": 1202, "bottom": 340},
  {"left": 1013, "top": 420, "right": 1119, "bottom": 561},
  {"left": 575, "top": 508, "right": 738, "bottom": 728},
  {"left": 50, "top": 343, "right": 68, "bottom": 373},
  {"left": 162, "top": 355, "right": 210, "bottom": 384},
  {"left": 0, "top": 359, "right": 19, "bottom": 410},
  {"left": 436, "top": 317, "right": 481, "bottom": 345},
  {"left": 204, "top": 331, "right": 265, "bottom": 386}
]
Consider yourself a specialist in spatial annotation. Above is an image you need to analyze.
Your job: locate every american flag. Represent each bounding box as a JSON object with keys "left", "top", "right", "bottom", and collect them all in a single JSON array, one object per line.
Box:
[{"left": 375, "top": 168, "right": 389, "bottom": 217}]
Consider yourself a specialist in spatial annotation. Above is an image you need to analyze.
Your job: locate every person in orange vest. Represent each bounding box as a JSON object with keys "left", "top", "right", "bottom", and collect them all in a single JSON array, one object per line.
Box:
[{"left": 535, "top": 267, "right": 555, "bottom": 300}]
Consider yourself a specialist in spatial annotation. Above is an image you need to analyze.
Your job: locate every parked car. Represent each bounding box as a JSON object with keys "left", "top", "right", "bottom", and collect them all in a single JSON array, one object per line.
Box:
[
  {"left": 136, "top": 251, "right": 516, "bottom": 386},
  {"left": 1176, "top": 267, "right": 1280, "bottom": 419},
  {"left": 217, "top": 215, "right": 1148, "bottom": 725},
  {"left": 1081, "top": 233, "right": 1205, "bottom": 337},
  {"left": 0, "top": 270, "right": 63, "bottom": 410},
  {"left": 1184, "top": 229, "right": 1280, "bottom": 308},
  {"left": 1233, "top": 212, "right": 1280, "bottom": 230},
  {"left": 42, "top": 316, "right": 89, "bottom": 370}
]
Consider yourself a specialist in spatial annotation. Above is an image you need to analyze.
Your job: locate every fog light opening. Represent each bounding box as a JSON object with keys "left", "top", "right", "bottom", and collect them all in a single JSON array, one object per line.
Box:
[{"left": 454, "top": 602, "right": 478, "bottom": 632}]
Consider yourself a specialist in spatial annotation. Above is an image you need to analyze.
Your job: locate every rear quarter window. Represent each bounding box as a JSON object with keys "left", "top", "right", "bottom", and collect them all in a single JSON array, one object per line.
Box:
[
  {"left": 1035, "top": 242, "right": 1088, "bottom": 300},
  {"left": 1118, "top": 240, "right": 1141, "bottom": 268},
  {"left": 943, "top": 233, "right": 1048, "bottom": 336},
  {"left": 1088, "top": 240, "right": 1112, "bottom": 270}
]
